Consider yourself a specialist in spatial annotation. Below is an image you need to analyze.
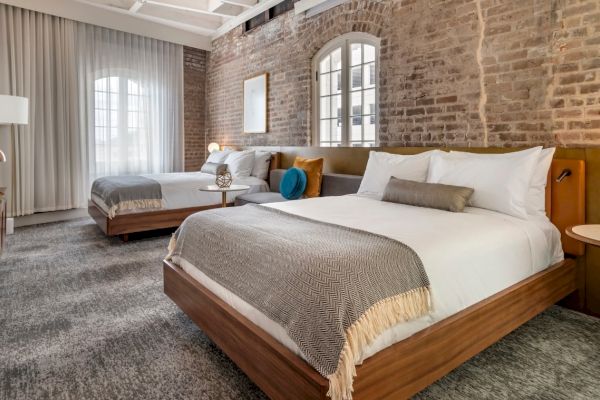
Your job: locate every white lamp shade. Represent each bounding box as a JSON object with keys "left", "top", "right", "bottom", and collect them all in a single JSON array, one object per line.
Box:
[
  {"left": 207, "top": 142, "right": 220, "bottom": 153},
  {"left": 0, "top": 95, "right": 29, "bottom": 125}
]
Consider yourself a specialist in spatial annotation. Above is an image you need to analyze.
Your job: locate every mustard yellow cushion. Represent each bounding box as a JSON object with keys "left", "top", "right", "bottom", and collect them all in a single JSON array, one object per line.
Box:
[{"left": 293, "top": 157, "right": 324, "bottom": 198}]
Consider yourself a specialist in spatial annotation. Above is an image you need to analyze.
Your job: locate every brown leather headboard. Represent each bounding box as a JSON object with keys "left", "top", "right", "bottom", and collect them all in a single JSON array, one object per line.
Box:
[{"left": 546, "top": 159, "right": 586, "bottom": 256}]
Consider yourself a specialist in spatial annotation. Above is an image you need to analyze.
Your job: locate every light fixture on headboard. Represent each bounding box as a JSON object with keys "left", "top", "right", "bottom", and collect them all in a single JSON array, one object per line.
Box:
[
  {"left": 0, "top": 95, "right": 29, "bottom": 162},
  {"left": 207, "top": 142, "right": 220, "bottom": 153}
]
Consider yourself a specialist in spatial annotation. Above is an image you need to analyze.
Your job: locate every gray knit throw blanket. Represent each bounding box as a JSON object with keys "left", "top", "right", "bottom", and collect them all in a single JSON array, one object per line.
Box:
[{"left": 167, "top": 205, "right": 431, "bottom": 399}]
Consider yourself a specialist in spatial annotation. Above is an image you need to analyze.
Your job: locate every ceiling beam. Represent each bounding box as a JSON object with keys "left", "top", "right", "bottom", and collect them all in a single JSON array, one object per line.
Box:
[
  {"left": 220, "top": 0, "right": 256, "bottom": 9},
  {"left": 145, "top": 0, "right": 233, "bottom": 19},
  {"left": 0, "top": 0, "right": 213, "bottom": 49},
  {"left": 129, "top": 0, "right": 146, "bottom": 13}
]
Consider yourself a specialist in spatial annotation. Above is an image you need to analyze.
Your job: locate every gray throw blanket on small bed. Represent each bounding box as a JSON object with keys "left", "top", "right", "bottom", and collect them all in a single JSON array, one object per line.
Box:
[
  {"left": 91, "top": 175, "right": 163, "bottom": 218},
  {"left": 167, "top": 205, "right": 431, "bottom": 400}
]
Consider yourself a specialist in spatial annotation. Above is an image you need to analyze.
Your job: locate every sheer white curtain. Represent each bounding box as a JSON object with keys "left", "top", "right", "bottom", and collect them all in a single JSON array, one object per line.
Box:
[
  {"left": 77, "top": 25, "right": 184, "bottom": 180},
  {"left": 0, "top": 4, "right": 184, "bottom": 216}
]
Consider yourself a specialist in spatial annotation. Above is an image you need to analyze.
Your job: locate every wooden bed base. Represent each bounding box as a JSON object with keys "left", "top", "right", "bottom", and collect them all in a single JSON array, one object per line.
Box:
[
  {"left": 162, "top": 156, "right": 586, "bottom": 399},
  {"left": 164, "top": 258, "right": 577, "bottom": 399},
  {"left": 88, "top": 200, "right": 224, "bottom": 240}
]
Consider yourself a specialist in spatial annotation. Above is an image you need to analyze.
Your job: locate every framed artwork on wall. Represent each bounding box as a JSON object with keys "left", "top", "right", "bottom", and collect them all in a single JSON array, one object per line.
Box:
[{"left": 243, "top": 73, "right": 268, "bottom": 133}]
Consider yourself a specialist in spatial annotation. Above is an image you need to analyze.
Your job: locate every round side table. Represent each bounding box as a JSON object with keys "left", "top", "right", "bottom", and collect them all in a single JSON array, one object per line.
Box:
[
  {"left": 566, "top": 225, "right": 600, "bottom": 247},
  {"left": 198, "top": 184, "right": 250, "bottom": 208}
]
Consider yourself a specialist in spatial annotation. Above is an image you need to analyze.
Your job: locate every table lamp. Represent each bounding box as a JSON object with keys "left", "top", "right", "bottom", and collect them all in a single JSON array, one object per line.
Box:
[
  {"left": 207, "top": 142, "right": 220, "bottom": 153},
  {"left": 0, "top": 95, "right": 29, "bottom": 162}
]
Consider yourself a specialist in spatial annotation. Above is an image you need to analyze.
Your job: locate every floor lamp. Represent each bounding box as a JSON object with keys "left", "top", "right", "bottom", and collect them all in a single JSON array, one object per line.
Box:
[
  {"left": 0, "top": 95, "right": 29, "bottom": 234},
  {"left": 0, "top": 95, "right": 29, "bottom": 162}
]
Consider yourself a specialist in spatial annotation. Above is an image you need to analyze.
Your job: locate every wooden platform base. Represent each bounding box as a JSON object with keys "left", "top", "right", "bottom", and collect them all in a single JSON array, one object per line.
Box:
[
  {"left": 164, "top": 258, "right": 577, "bottom": 400},
  {"left": 88, "top": 200, "right": 226, "bottom": 237}
]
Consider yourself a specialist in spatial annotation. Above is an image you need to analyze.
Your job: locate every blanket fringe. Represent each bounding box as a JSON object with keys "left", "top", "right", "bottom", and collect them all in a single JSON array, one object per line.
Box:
[
  {"left": 166, "top": 234, "right": 178, "bottom": 260},
  {"left": 107, "top": 199, "right": 164, "bottom": 219},
  {"left": 326, "top": 287, "right": 432, "bottom": 400}
]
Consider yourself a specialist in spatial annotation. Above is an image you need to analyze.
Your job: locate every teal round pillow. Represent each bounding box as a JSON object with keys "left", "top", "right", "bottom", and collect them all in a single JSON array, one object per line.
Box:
[{"left": 279, "top": 167, "right": 307, "bottom": 200}]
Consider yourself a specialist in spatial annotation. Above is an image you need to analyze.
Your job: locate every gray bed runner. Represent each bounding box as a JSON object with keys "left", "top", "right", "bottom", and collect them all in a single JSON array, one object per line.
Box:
[
  {"left": 168, "top": 204, "right": 431, "bottom": 399},
  {"left": 91, "top": 175, "right": 163, "bottom": 218}
]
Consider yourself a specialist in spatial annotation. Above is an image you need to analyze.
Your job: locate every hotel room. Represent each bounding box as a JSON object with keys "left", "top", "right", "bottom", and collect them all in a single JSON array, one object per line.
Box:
[{"left": 1, "top": 0, "right": 600, "bottom": 399}]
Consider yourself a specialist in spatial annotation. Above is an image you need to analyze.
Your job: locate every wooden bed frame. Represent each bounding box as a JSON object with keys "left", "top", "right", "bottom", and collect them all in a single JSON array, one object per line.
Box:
[
  {"left": 88, "top": 152, "right": 281, "bottom": 240},
  {"left": 163, "top": 158, "right": 585, "bottom": 399}
]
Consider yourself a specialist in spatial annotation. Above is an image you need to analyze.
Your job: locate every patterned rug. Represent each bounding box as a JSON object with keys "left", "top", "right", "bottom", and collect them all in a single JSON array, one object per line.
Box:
[{"left": 1, "top": 218, "right": 599, "bottom": 399}]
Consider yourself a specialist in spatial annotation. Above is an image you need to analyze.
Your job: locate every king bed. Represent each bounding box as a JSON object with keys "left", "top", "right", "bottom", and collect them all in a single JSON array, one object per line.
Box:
[{"left": 164, "top": 149, "right": 585, "bottom": 400}]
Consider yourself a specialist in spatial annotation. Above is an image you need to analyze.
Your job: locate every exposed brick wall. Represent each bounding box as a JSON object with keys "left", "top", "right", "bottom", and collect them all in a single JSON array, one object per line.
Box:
[
  {"left": 184, "top": 46, "right": 208, "bottom": 170},
  {"left": 206, "top": 0, "right": 600, "bottom": 148}
]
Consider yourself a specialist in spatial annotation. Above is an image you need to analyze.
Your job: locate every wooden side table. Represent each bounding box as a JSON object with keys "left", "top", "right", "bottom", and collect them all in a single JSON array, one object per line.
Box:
[{"left": 566, "top": 225, "right": 600, "bottom": 247}]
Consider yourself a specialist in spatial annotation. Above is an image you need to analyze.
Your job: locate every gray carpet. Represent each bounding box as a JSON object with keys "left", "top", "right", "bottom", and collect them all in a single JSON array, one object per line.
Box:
[{"left": 1, "top": 218, "right": 599, "bottom": 400}]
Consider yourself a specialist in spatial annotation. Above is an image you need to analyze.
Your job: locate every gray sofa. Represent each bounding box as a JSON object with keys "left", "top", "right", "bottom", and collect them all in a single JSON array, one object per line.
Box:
[{"left": 234, "top": 169, "right": 362, "bottom": 206}]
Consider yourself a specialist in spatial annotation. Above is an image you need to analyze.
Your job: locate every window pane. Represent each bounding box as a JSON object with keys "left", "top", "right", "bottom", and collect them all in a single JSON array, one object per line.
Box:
[
  {"left": 331, "top": 119, "right": 342, "bottom": 142},
  {"left": 364, "top": 44, "right": 375, "bottom": 63},
  {"left": 331, "top": 48, "right": 342, "bottom": 71},
  {"left": 364, "top": 89, "right": 375, "bottom": 115},
  {"left": 320, "top": 96, "right": 331, "bottom": 119},
  {"left": 364, "top": 63, "right": 376, "bottom": 88},
  {"left": 331, "top": 95, "right": 341, "bottom": 118},
  {"left": 109, "top": 77, "right": 119, "bottom": 92},
  {"left": 320, "top": 55, "right": 331, "bottom": 73},
  {"left": 320, "top": 73, "right": 330, "bottom": 96},
  {"left": 351, "top": 66, "right": 362, "bottom": 90},
  {"left": 129, "top": 80, "right": 139, "bottom": 96},
  {"left": 351, "top": 43, "right": 362, "bottom": 66},
  {"left": 95, "top": 77, "right": 107, "bottom": 91},
  {"left": 110, "top": 93, "right": 119, "bottom": 109},
  {"left": 351, "top": 91, "right": 362, "bottom": 116},
  {"left": 351, "top": 116, "right": 362, "bottom": 141},
  {"left": 110, "top": 111, "right": 118, "bottom": 127},
  {"left": 331, "top": 70, "right": 341, "bottom": 94},
  {"left": 320, "top": 119, "right": 330, "bottom": 142},
  {"left": 95, "top": 110, "right": 105, "bottom": 125},
  {"left": 365, "top": 115, "right": 376, "bottom": 141}
]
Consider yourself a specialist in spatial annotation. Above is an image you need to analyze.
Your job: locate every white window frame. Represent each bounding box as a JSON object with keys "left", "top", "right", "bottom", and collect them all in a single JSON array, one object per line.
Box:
[{"left": 312, "top": 32, "right": 381, "bottom": 147}]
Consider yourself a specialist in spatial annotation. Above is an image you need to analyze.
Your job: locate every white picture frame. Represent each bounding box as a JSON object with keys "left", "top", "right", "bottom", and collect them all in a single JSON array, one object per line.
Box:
[{"left": 243, "top": 73, "right": 268, "bottom": 134}]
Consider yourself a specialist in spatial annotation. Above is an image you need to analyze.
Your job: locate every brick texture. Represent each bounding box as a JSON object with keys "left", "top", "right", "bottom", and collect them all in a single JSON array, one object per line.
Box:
[
  {"left": 184, "top": 46, "right": 208, "bottom": 171},
  {"left": 203, "top": 0, "right": 600, "bottom": 149}
]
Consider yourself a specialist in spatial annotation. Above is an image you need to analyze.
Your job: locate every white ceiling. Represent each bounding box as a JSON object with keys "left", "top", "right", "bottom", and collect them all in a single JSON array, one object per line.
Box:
[{"left": 1, "top": 0, "right": 288, "bottom": 50}]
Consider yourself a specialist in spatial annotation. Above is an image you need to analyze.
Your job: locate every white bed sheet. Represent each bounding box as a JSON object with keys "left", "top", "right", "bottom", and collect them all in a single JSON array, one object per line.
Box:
[
  {"left": 93, "top": 172, "right": 269, "bottom": 216},
  {"left": 173, "top": 194, "right": 564, "bottom": 363}
]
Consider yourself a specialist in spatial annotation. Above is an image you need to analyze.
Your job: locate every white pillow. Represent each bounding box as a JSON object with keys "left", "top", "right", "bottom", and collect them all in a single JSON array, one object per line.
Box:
[
  {"left": 527, "top": 147, "right": 555, "bottom": 216},
  {"left": 206, "top": 149, "right": 232, "bottom": 164},
  {"left": 449, "top": 147, "right": 554, "bottom": 217},
  {"left": 428, "top": 147, "right": 542, "bottom": 219},
  {"left": 358, "top": 150, "right": 439, "bottom": 199},
  {"left": 251, "top": 151, "right": 272, "bottom": 180},
  {"left": 224, "top": 150, "right": 255, "bottom": 177}
]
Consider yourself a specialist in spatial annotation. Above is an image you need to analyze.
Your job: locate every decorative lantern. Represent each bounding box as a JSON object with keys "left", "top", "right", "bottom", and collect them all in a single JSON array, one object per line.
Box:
[{"left": 216, "top": 171, "right": 232, "bottom": 188}]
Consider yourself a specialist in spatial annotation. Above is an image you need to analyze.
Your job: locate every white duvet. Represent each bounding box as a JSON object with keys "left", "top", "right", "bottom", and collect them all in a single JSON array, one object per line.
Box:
[
  {"left": 92, "top": 172, "right": 269, "bottom": 216},
  {"left": 174, "top": 194, "right": 564, "bottom": 362}
]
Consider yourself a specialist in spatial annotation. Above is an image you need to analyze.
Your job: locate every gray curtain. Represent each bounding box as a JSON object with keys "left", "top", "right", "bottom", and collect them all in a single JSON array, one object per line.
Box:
[
  {"left": 0, "top": 5, "right": 84, "bottom": 216},
  {"left": 0, "top": 4, "right": 184, "bottom": 217}
]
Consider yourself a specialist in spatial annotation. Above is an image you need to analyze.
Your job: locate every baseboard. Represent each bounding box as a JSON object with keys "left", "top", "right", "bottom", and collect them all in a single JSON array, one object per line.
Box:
[{"left": 15, "top": 208, "right": 88, "bottom": 228}]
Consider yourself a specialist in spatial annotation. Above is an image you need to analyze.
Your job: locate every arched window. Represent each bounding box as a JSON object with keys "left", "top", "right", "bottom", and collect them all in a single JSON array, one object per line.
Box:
[
  {"left": 313, "top": 33, "right": 380, "bottom": 147},
  {"left": 93, "top": 75, "right": 150, "bottom": 177}
]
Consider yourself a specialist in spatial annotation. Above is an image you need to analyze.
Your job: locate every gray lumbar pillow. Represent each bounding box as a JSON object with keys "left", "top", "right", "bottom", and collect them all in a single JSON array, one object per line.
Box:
[
  {"left": 382, "top": 177, "right": 474, "bottom": 212},
  {"left": 200, "top": 162, "right": 228, "bottom": 175}
]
